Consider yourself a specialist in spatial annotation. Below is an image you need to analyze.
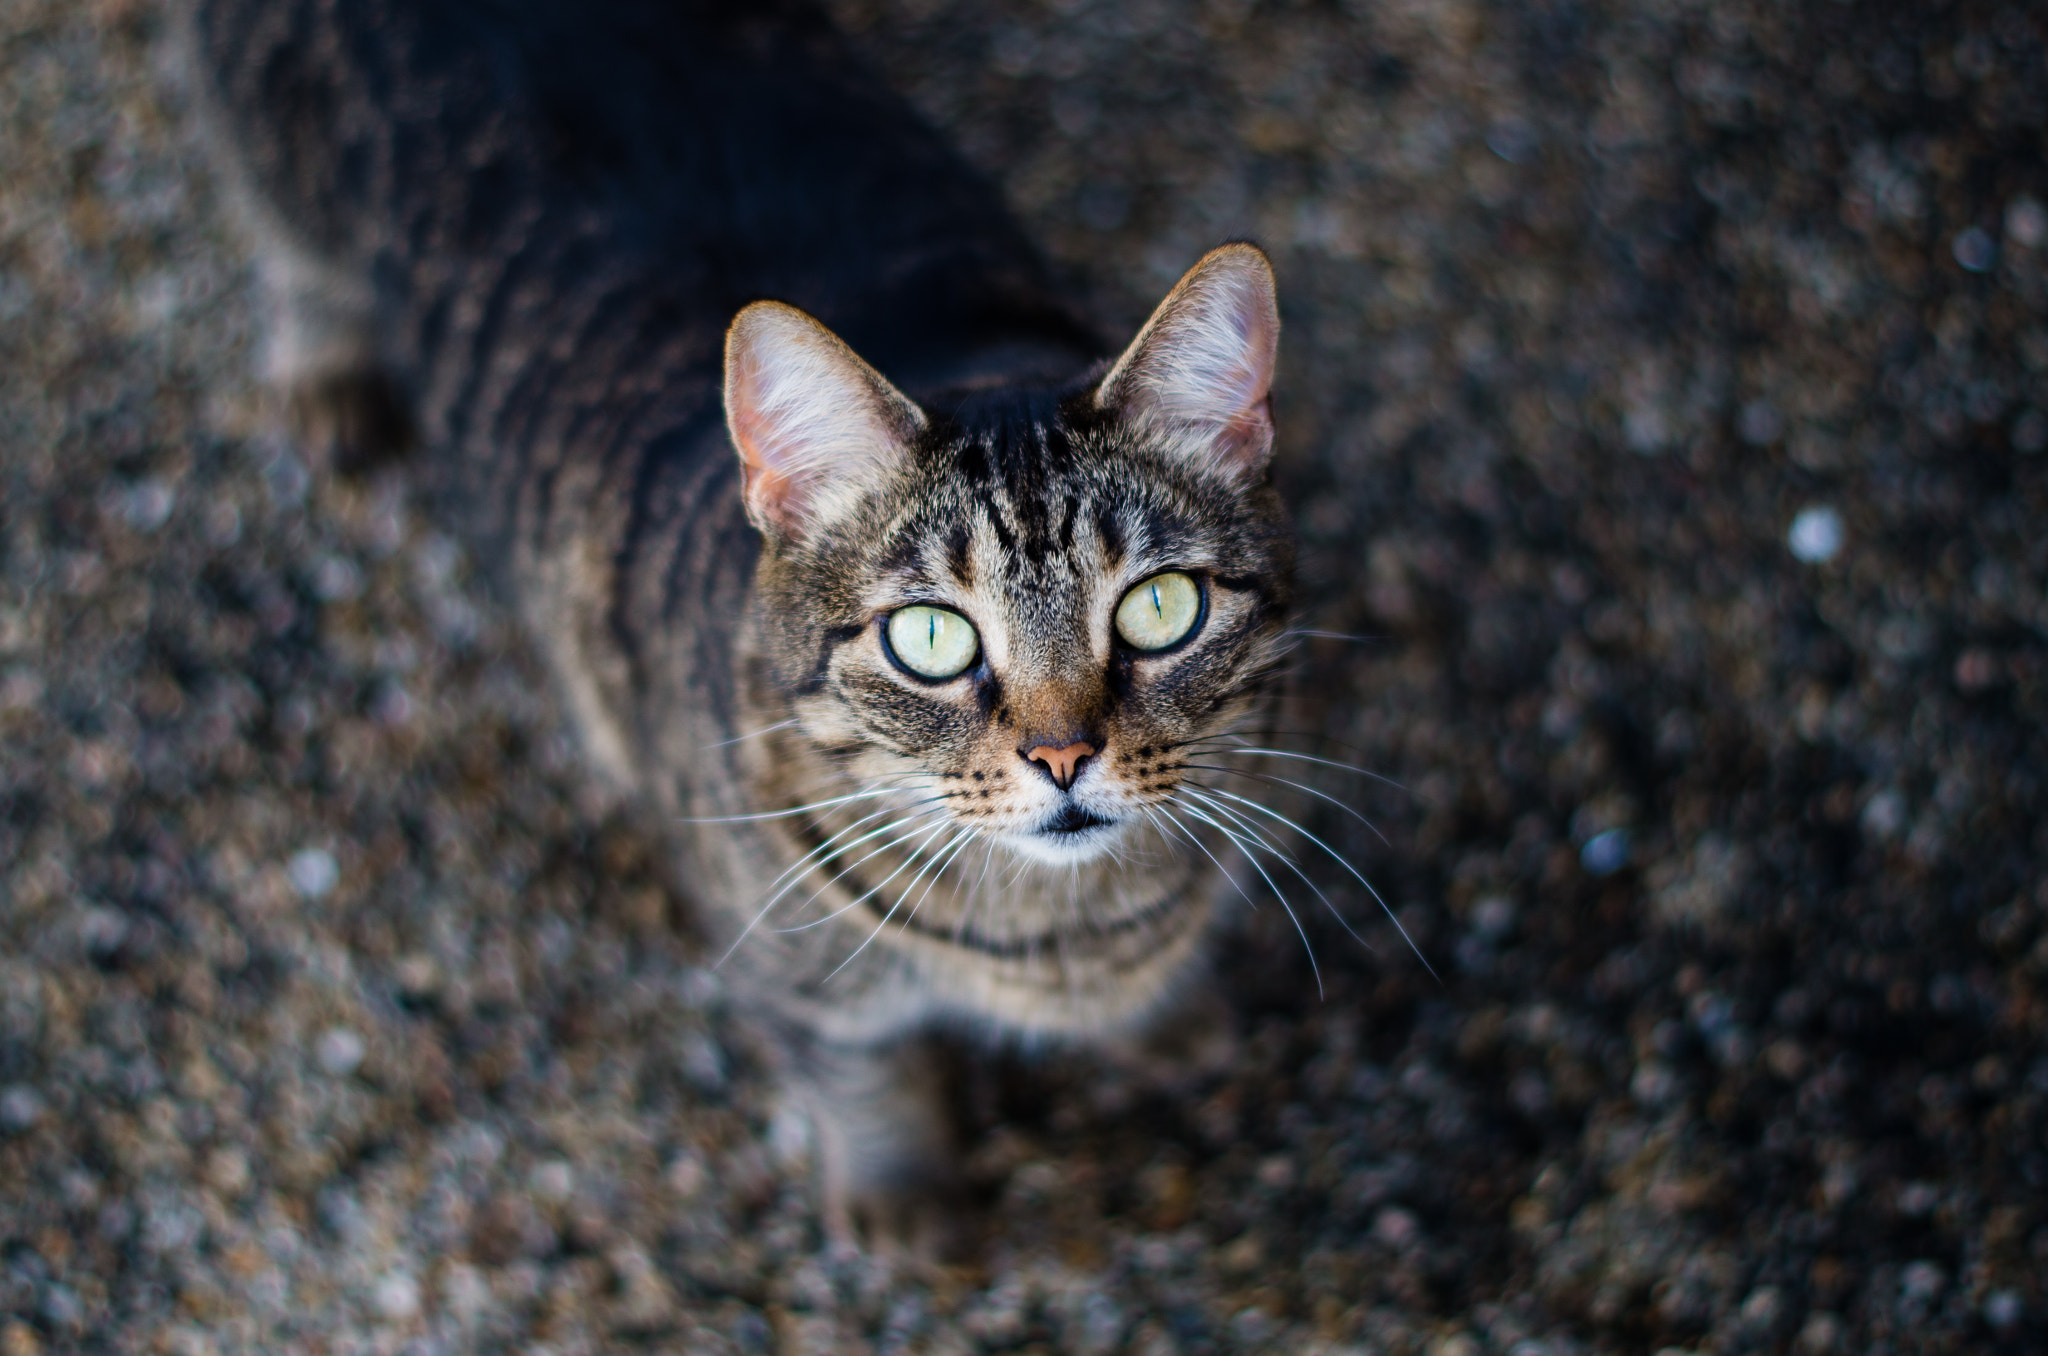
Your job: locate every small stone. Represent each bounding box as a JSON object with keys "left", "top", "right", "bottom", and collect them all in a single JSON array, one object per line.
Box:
[
  {"left": 287, "top": 848, "right": 339, "bottom": 900},
  {"left": 1631, "top": 1062, "right": 1678, "bottom": 1105},
  {"left": 312, "top": 554, "right": 363, "bottom": 602},
  {"left": 40, "top": 1284, "right": 82, "bottom": 1332},
  {"left": 1900, "top": 1260, "right": 1945, "bottom": 1302},
  {"left": 1983, "top": 1288, "right": 2023, "bottom": 1329},
  {"left": 393, "top": 953, "right": 440, "bottom": 999},
  {"left": 1787, "top": 506, "right": 1843, "bottom": 563},
  {"left": 1471, "top": 895, "right": 1517, "bottom": 940},
  {"left": 1739, "top": 1285, "right": 1784, "bottom": 1329},
  {"left": 529, "top": 1159, "right": 574, "bottom": 1205},
  {"left": 1860, "top": 789, "right": 1906, "bottom": 841},
  {"left": 2, "top": 1319, "right": 43, "bottom": 1356},
  {"left": 372, "top": 1270, "right": 420, "bottom": 1320},
  {"left": 2008, "top": 197, "right": 2046, "bottom": 248},
  {"left": 1372, "top": 1206, "right": 1419, "bottom": 1247},
  {"left": 315, "top": 1027, "right": 365, "bottom": 1077},
  {"left": 1580, "top": 828, "right": 1630, "bottom": 876},
  {"left": 1796, "top": 1312, "right": 1842, "bottom": 1353},
  {"left": 0, "top": 1085, "right": 46, "bottom": 1133},
  {"left": 664, "top": 1152, "right": 706, "bottom": 1199},
  {"left": 1953, "top": 649, "right": 2002, "bottom": 692},
  {"left": 123, "top": 479, "right": 175, "bottom": 532},
  {"left": 2013, "top": 408, "right": 2047, "bottom": 454},
  {"left": 1951, "top": 226, "right": 1996, "bottom": 272},
  {"left": 1737, "top": 400, "right": 1783, "bottom": 445},
  {"left": 203, "top": 1146, "right": 251, "bottom": 1196}
]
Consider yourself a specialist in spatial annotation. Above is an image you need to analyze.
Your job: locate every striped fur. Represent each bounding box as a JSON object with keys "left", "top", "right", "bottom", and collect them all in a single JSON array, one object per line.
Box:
[{"left": 190, "top": 0, "right": 1294, "bottom": 1250}]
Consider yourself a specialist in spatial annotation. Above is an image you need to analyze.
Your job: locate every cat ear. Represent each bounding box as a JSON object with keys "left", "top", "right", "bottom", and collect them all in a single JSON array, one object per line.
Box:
[
  {"left": 1095, "top": 243, "right": 1280, "bottom": 477},
  {"left": 723, "top": 301, "right": 926, "bottom": 539}
]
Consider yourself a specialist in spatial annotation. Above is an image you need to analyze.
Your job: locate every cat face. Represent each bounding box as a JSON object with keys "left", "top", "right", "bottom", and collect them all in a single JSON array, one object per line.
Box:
[{"left": 727, "top": 246, "right": 1292, "bottom": 866}]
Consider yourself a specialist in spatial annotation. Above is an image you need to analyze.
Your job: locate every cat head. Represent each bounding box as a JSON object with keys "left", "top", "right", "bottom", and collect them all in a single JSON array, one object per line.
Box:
[{"left": 724, "top": 245, "right": 1293, "bottom": 865}]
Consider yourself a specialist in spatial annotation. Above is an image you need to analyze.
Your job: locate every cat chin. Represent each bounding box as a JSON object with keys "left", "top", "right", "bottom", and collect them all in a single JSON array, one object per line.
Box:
[{"left": 998, "top": 819, "right": 1130, "bottom": 867}]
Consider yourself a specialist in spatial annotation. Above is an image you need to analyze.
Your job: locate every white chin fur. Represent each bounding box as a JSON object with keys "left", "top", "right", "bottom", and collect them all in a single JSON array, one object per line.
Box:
[{"left": 999, "top": 820, "right": 1128, "bottom": 867}]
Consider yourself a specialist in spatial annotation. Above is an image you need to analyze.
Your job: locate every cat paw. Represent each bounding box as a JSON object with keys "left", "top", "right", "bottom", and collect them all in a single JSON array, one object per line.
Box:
[
  {"left": 286, "top": 366, "right": 415, "bottom": 475},
  {"left": 823, "top": 1174, "right": 974, "bottom": 1270}
]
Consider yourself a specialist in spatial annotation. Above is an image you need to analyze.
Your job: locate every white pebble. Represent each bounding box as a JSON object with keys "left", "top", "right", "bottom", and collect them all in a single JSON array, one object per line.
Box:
[
  {"left": 1984, "top": 1288, "right": 2023, "bottom": 1328},
  {"left": 2007, "top": 196, "right": 2045, "bottom": 249},
  {"left": 529, "top": 1159, "right": 574, "bottom": 1204},
  {"left": 287, "top": 847, "right": 339, "bottom": 900},
  {"left": 1787, "top": 506, "right": 1843, "bottom": 564},
  {"left": 316, "top": 1027, "right": 366, "bottom": 1077},
  {"left": 372, "top": 1270, "right": 420, "bottom": 1320},
  {"left": 0, "top": 1084, "right": 46, "bottom": 1132}
]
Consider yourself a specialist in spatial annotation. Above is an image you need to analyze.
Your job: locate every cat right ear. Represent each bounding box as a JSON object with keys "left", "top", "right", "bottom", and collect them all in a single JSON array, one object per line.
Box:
[{"left": 723, "top": 302, "right": 926, "bottom": 540}]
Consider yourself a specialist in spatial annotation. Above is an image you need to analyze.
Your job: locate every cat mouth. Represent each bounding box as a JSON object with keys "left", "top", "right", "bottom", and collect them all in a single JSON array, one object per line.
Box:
[{"left": 1040, "top": 804, "right": 1115, "bottom": 836}]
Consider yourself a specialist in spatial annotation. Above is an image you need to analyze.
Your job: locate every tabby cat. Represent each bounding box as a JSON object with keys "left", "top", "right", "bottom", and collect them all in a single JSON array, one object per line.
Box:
[{"left": 189, "top": 0, "right": 1294, "bottom": 1250}]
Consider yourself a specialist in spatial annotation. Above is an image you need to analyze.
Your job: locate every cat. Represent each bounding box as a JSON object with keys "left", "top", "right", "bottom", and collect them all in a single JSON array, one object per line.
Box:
[{"left": 188, "top": 0, "right": 1293, "bottom": 1253}]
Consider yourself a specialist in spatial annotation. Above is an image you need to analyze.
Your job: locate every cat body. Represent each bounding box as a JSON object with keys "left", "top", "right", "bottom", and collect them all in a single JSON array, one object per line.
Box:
[{"left": 190, "top": 0, "right": 1292, "bottom": 1245}]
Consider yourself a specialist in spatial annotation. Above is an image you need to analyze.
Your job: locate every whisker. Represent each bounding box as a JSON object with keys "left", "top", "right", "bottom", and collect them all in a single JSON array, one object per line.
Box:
[
  {"left": 715, "top": 805, "right": 949, "bottom": 963},
  {"left": 1148, "top": 805, "right": 1262, "bottom": 920},
  {"left": 773, "top": 816, "right": 957, "bottom": 934},
  {"left": 826, "top": 825, "right": 974, "bottom": 978},
  {"left": 1186, "top": 785, "right": 1436, "bottom": 981},
  {"left": 1178, "top": 787, "right": 1369, "bottom": 949},
  {"left": 706, "top": 717, "right": 802, "bottom": 748},
  {"left": 1175, "top": 743, "right": 1407, "bottom": 794},
  {"left": 1166, "top": 800, "right": 1324, "bottom": 999},
  {"left": 895, "top": 827, "right": 980, "bottom": 938},
  {"left": 1183, "top": 763, "right": 1392, "bottom": 846},
  {"left": 1280, "top": 628, "right": 1387, "bottom": 644},
  {"left": 681, "top": 781, "right": 930, "bottom": 824}
]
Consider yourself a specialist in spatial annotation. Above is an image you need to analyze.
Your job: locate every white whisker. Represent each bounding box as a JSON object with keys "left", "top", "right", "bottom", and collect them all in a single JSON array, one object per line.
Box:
[
  {"left": 706, "top": 717, "right": 802, "bottom": 748},
  {"left": 826, "top": 825, "right": 974, "bottom": 978},
  {"left": 1162, "top": 800, "right": 1323, "bottom": 998},
  {"left": 1179, "top": 787, "right": 1369, "bottom": 949},
  {"left": 1176, "top": 742, "right": 1407, "bottom": 794},
  {"left": 1185, "top": 784, "right": 1435, "bottom": 980},
  {"left": 715, "top": 803, "right": 949, "bottom": 963},
  {"left": 1183, "top": 762, "right": 1391, "bottom": 846}
]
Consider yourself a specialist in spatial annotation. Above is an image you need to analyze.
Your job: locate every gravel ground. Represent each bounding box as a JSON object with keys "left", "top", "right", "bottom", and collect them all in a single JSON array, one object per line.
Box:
[{"left": 3, "top": 0, "right": 2046, "bottom": 1352}]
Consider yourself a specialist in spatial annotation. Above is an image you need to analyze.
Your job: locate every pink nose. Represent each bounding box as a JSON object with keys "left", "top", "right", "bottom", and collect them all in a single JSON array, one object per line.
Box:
[{"left": 1026, "top": 741, "right": 1096, "bottom": 791}]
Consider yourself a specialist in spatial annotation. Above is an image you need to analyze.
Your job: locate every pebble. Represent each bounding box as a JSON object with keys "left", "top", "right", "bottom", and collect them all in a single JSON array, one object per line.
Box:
[
  {"left": 1951, "top": 227, "right": 1996, "bottom": 272},
  {"left": 1787, "top": 506, "right": 1844, "bottom": 563},
  {"left": 288, "top": 848, "right": 340, "bottom": 900},
  {"left": 372, "top": 1270, "right": 420, "bottom": 1320},
  {"left": 1580, "top": 828, "right": 1631, "bottom": 876},
  {"left": 0, "top": 1085, "right": 46, "bottom": 1133},
  {"left": 314, "top": 1028, "right": 366, "bottom": 1078}
]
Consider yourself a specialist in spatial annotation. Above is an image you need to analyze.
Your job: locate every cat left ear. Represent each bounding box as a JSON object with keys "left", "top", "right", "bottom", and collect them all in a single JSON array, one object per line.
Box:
[
  {"left": 1095, "top": 243, "right": 1280, "bottom": 477},
  {"left": 723, "top": 302, "right": 926, "bottom": 540}
]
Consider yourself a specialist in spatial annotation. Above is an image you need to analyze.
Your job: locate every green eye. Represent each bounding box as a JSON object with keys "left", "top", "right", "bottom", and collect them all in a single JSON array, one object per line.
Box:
[
  {"left": 1114, "top": 571, "right": 1202, "bottom": 651},
  {"left": 886, "top": 605, "right": 980, "bottom": 679}
]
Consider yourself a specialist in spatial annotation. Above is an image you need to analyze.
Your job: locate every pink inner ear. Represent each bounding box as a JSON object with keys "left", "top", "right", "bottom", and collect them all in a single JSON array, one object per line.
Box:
[
  {"left": 726, "top": 372, "right": 805, "bottom": 531},
  {"left": 1219, "top": 393, "right": 1275, "bottom": 469},
  {"left": 733, "top": 383, "right": 802, "bottom": 532}
]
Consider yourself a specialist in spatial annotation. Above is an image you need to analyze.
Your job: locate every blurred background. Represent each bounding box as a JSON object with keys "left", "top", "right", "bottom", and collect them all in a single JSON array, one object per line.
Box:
[{"left": 1, "top": 0, "right": 2043, "bottom": 1351}]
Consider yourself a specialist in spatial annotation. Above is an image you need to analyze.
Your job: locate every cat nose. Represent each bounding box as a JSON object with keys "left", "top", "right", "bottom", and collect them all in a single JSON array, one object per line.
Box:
[{"left": 1024, "top": 740, "right": 1097, "bottom": 791}]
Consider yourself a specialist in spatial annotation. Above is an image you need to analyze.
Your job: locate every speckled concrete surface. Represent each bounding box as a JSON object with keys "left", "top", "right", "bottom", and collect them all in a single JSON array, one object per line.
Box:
[{"left": 2, "top": 0, "right": 2045, "bottom": 1352}]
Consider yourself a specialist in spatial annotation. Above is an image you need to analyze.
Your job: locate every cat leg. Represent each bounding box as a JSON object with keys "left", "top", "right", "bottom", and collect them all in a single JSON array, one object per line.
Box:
[
  {"left": 254, "top": 234, "right": 414, "bottom": 473},
  {"left": 1097, "top": 981, "right": 1239, "bottom": 1091},
  {"left": 791, "top": 1034, "right": 966, "bottom": 1263}
]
